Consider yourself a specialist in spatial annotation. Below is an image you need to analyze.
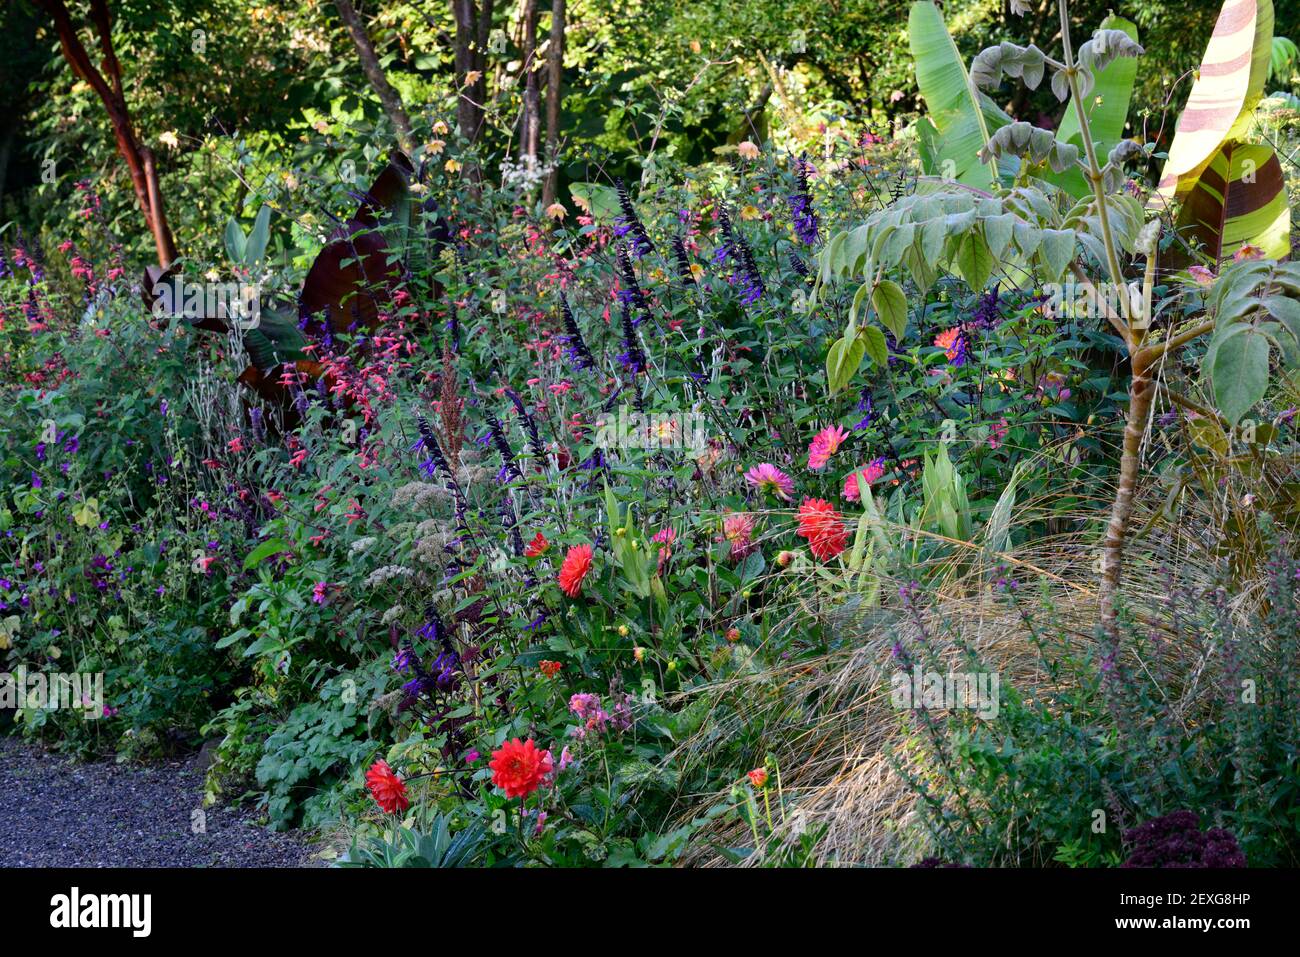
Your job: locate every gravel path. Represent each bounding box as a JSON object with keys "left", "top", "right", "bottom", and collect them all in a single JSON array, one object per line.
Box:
[{"left": 0, "top": 738, "right": 318, "bottom": 867}]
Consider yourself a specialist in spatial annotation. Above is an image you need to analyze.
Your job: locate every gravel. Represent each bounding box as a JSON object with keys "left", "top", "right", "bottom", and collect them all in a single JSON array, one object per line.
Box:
[{"left": 0, "top": 737, "right": 319, "bottom": 867}]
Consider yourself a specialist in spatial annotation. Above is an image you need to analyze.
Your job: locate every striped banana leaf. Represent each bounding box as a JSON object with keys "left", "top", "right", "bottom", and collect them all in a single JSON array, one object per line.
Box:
[
  {"left": 1175, "top": 141, "right": 1290, "bottom": 261},
  {"left": 1153, "top": 0, "right": 1275, "bottom": 205}
]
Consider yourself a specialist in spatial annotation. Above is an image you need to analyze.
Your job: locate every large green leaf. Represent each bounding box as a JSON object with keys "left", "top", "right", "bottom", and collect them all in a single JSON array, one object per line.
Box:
[
  {"left": 909, "top": 0, "right": 1000, "bottom": 189},
  {"left": 827, "top": 333, "right": 867, "bottom": 396},
  {"left": 1210, "top": 325, "right": 1270, "bottom": 425}
]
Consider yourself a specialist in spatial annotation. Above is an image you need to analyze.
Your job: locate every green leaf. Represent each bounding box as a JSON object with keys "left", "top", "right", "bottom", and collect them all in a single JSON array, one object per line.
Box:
[
  {"left": 872, "top": 279, "right": 909, "bottom": 340},
  {"left": 245, "top": 204, "right": 273, "bottom": 265},
  {"left": 1047, "top": 15, "right": 1141, "bottom": 199},
  {"left": 826, "top": 333, "right": 866, "bottom": 396},
  {"left": 861, "top": 326, "right": 888, "bottom": 368},
  {"left": 244, "top": 538, "right": 290, "bottom": 570},
  {"left": 570, "top": 183, "right": 622, "bottom": 221},
  {"left": 1211, "top": 327, "right": 1270, "bottom": 425},
  {"left": 953, "top": 230, "right": 995, "bottom": 289},
  {"left": 224, "top": 218, "right": 247, "bottom": 264},
  {"left": 1038, "top": 229, "right": 1076, "bottom": 284}
]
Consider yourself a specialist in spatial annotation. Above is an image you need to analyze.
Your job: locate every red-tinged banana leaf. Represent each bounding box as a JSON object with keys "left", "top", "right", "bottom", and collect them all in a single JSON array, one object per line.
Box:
[
  {"left": 237, "top": 359, "right": 328, "bottom": 408},
  {"left": 300, "top": 149, "right": 414, "bottom": 334},
  {"left": 1152, "top": 0, "right": 1275, "bottom": 207},
  {"left": 1175, "top": 141, "right": 1290, "bottom": 261}
]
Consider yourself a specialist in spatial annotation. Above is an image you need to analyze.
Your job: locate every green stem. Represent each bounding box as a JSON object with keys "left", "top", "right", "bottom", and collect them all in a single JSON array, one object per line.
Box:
[{"left": 1058, "top": 0, "right": 1132, "bottom": 333}]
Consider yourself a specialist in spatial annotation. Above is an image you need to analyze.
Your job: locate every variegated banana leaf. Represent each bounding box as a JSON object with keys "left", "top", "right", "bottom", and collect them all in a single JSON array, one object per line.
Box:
[
  {"left": 1153, "top": 0, "right": 1275, "bottom": 205},
  {"left": 1175, "top": 141, "right": 1290, "bottom": 261}
]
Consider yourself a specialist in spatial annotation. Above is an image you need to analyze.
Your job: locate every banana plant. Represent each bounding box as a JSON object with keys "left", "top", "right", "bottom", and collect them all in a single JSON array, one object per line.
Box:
[
  {"left": 821, "top": 0, "right": 1300, "bottom": 638},
  {"left": 1152, "top": 0, "right": 1289, "bottom": 262},
  {"left": 142, "top": 150, "right": 416, "bottom": 412},
  {"left": 909, "top": 2, "right": 1140, "bottom": 201}
]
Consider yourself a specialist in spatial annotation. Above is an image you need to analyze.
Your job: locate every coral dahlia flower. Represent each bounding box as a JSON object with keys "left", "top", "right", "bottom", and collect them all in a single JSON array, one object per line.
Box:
[
  {"left": 807, "top": 425, "right": 849, "bottom": 471},
  {"left": 797, "top": 497, "right": 849, "bottom": 561},
  {"left": 842, "top": 457, "right": 887, "bottom": 501},
  {"left": 745, "top": 462, "right": 794, "bottom": 500},
  {"left": 524, "top": 531, "right": 550, "bottom": 557},
  {"left": 558, "top": 544, "right": 594, "bottom": 597},
  {"left": 365, "top": 759, "right": 410, "bottom": 815},
  {"left": 722, "top": 512, "right": 757, "bottom": 560},
  {"left": 489, "top": 738, "right": 554, "bottom": 799}
]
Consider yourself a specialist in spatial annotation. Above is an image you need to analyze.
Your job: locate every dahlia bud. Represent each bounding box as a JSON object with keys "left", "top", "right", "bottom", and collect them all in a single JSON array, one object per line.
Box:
[
  {"left": 618, "top": 624, "right": 630, "bottom": 637},
  {"left": 725, "top": 627, "right": 741, "bottom": 643},
  {"left": 777, "top": 550, "right": 795, "bottom": 567},
  {"left": 747, "top": 767, "right": 769, "bottom": 788},
  {"left": 633, "top": 646, "right": 645, "bottom": 662}
]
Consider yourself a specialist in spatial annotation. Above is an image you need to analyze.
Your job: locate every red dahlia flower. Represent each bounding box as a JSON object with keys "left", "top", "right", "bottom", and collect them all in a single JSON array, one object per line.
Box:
[
  {"left": 365, "top": 759, "right": 410, "bottom": 814},
  {"left": 797, "top": 497, "right": 848, "bottom": 561},
  {"left": 524, "top": 532, "right": 549, "bottom": 557},
  {"left": 558, "top": 544, "right": 593, "bottom": 597},
  {"left": 489, "top": 738, "right": 554, "bottom": 799}
]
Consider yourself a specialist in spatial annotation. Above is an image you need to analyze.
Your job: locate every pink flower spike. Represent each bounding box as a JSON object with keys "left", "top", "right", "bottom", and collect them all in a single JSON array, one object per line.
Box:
[
  {"left": 807, "top": 425, "right": 849, "bottom": 471},
  {"left": 744, "top": 462, "right": 795, "bottom": 500}
]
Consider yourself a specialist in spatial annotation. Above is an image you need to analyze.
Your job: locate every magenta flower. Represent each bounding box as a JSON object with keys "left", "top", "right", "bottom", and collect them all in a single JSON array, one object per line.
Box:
[
  {"left": 807, "top": 425, "right": 849, "bottom": 471},
  {"left": 744, "top": 462, "right": 795, "bottom": 500},
  {"left": 842, "top": 457, "right": 887, "bottom": 501}
]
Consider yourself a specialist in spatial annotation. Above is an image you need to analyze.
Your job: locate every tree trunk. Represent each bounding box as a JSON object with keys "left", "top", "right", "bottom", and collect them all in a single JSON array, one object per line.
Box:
[
  {"left": 1098, "top": 357, "right": 1155, "bottom": 636},
  {"left": 518, "top": 0, "right": 540, "bottom": 167},
  {"left": 452, "top": 0, "right": 494, "bottom": 146},
  {"left": 37, "top": 0, "right": 176, "bottom": 268},
  {"left": 541, "top": 0, "right": 565, "bottom": 206},
  {"left": 333, "top": 0, "right": 415, "bottom": 151}
]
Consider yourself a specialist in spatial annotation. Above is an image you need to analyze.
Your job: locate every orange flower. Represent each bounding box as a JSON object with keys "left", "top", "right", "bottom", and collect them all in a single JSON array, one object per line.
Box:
[
  {"left": 797, "top": 497, "right": 848, "bottom": 561},
  {"left": 747, "top": 767, "right": 769, "bottom": 788},
  {"left": 365, "top": 759, "right": 409, "bottom": 814},
  {"left": 558, "top": 544, "right": 593, "bottom": 597},
  {"left": 539, "top": 660, "right": 562, "bottom": 677},
  {"left": 489, "top": 738, "right": 554, "bottom": 799},
  {"left": 524, "top": 531, "right": 550, "bottom": 557}
]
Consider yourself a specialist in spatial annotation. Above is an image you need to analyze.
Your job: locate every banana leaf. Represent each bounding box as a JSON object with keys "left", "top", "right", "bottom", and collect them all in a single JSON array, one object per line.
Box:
[
  {"left": 1175, "top": 141, "right": 1290, "bottom": 261},
  {"left": 1046, "top": 15, "right": 1141, "bottom": 199},
  {"left": 1154, "top": 0, "right": 1275, "bottom": 204},
  {"left": 909, "top": 0, "right": 1010, "bottom": 190}
]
